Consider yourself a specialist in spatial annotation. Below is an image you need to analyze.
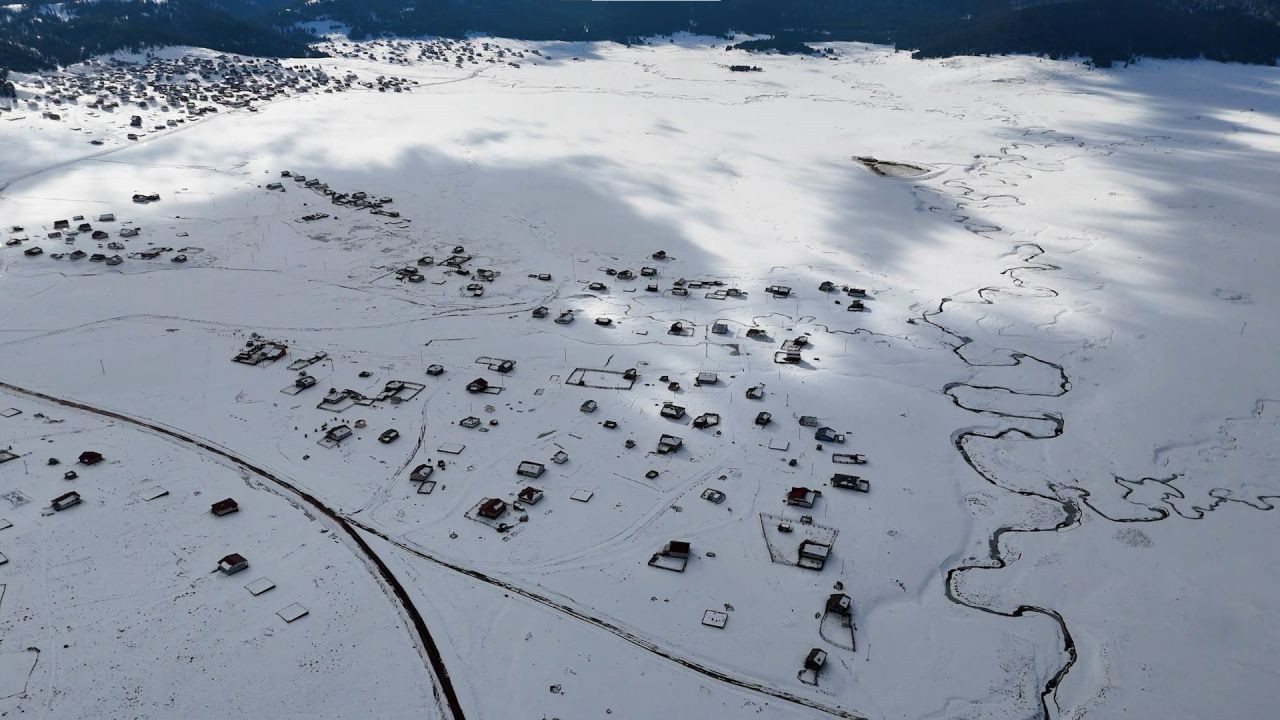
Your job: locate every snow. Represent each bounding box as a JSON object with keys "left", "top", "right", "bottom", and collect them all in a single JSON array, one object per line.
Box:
[{"left": 1, "top": 37, "right": 1278, "bottom": 720}]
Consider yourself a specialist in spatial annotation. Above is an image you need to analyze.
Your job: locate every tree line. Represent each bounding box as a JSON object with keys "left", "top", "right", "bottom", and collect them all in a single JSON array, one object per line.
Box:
[{"left": 2, "top": 0, "right": 1279, "bottom": 75}]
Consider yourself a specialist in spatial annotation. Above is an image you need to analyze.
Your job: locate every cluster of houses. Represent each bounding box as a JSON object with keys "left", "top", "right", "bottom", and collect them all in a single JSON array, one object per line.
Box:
[
  {"left": 519, "top": 251, "right": 872, "bottom": 338},
  {"left": 316, "top": 38, "right": 536, "bottom": 71},
  {"left": 205, "top": 236, "right": 879, "bottom": 688},
  {"left": 3, "top": 52, "right": 354, "bottom": 139},
  {"left": 275, "top": 170, "right": 401, "bottom": 220},
  {"left": 4, "top": 207, "right": 199, "bottom": 265}
]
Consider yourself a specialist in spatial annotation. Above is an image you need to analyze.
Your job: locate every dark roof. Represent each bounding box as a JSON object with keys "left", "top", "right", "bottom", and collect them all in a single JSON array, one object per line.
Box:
[{"left": 220, "top": 553, "right": 247, "bottom": 565}]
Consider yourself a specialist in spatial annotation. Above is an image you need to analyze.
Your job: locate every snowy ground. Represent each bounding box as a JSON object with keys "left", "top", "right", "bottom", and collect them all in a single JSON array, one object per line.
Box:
[{"left": 1, "top": 37, "right": 1277, "bottom": 720}]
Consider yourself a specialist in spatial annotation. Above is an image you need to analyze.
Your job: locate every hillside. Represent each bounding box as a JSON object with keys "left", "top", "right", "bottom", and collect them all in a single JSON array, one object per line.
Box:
[
  {"left": 1, "top": 0, "right": 1279, "bottom": 71},
  {"left": 913, "top": 0, "right": 1280, "bottom": 66}
]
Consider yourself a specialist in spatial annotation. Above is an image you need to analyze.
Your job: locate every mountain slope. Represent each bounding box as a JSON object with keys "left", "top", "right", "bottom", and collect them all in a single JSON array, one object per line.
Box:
[
  {"left": 2, "top": 0, "right": 1279, "bottom": 72},
  {"left": 0, "top": 0, "right": 317, "bottom": 71},
  {"left": 913, "top": 0, "right": 1280, "bottom": 66}
]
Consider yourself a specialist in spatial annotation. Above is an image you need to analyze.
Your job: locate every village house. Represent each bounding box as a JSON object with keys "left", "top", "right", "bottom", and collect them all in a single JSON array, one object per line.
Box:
[
  {"left": 78, "top": 451, "right": 103, "bottom": 465},
  {"left": 478, "top": 498, "right": 507, "bottom": 520},
  {"left": 815, "top": 427, "right": 846, "bottom": 443},
  {"left": 805, "top": 648, "right": 827, "bottom": 673},
  {"left": 693, "top": 412, "right": 720, "bottom": 429},
  {"left": 323, "top": 425, "right": 353, "bottom": 444},
  {"left": 831, "top": 474, "right": 870, "bottom": 492},
  {"left": 211, "top": 498, "right": 239, "bottom": 516},
  {"left": 826, "top": 593, "right": 853, "bottom": 617},
  {"left": 787, "top": 487, "right": 820, "bottom": 508},
  {"left": 51, "top": 491, "right": 82, "bottom": 511},
  {"left": 517, "top": 461, "right": 545, "bottom": 478},
  {"left": 218, "top": 553, "right": 249, "bottom": 575},
  {"left": 517, "top": 487, "right": 544, "bottom": 505},
  {"left": 657, "top": 434, "right": 683, "bottom": 454},
  {"left": 798, "top": 540, "right": 832, "bottom": 571},
  {"left": 648, "top": 540, "right": 691, "bottom": 572}
]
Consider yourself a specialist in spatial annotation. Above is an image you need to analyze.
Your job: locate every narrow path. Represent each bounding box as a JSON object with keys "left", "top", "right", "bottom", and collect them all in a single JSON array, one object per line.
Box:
[
  {"left": 345, "top": 517, "right": 866, "bottom": 720},
  {"left": 0, "top": 379, "right": 466, "bottom": 720}
]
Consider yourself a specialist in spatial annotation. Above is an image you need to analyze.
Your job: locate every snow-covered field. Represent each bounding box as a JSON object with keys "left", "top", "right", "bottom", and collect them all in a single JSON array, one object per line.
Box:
[{"left": 1, "top": 37, "right": 1277, "bottom": 719}]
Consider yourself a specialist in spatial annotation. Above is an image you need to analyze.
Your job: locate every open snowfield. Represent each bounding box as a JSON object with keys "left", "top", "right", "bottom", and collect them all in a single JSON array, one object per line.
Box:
[{"left": 1, "top": 37, "right": 1277, "bottom": 719}]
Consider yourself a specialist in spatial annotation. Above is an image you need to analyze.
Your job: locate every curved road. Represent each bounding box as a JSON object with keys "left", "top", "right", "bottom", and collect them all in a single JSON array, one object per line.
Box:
[
  {"left": 0, "top": 378, "right": 865, "bottom": 720},
  {"left": 0, "top": 379, "right": 467, "bottom": 720}
]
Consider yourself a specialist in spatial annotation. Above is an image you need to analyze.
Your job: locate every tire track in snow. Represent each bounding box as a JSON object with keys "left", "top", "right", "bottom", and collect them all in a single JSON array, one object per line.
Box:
[
  {"left": 344, "top": 517, "right": 867, "bottom": 720},
  {"left": 0, "top": 379, "right": 863, "bottom": 720},
  {"left": 0, "top": 380, "right": 467, "bottom": 720}
]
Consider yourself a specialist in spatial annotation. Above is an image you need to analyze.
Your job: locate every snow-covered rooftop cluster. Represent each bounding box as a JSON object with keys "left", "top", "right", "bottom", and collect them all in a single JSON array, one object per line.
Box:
[{"left": 1, "top": 37, "right": 1277, "bottom": 720}]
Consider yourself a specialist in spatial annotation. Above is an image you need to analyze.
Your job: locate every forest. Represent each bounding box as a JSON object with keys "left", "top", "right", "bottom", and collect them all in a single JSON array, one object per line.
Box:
[{"left": 2, "top": 0, "right": 1279, "bottom": 72}]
